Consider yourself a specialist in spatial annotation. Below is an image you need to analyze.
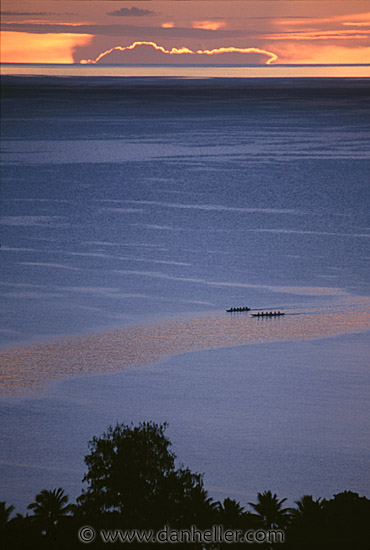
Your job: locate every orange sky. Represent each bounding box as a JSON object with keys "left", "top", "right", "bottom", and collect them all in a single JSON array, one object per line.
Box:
[{"left": 1, "top": 1, "right": 370, "bottom": 65}]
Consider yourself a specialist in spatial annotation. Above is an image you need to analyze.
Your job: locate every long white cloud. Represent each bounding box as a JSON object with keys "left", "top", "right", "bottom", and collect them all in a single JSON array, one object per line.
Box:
[{"left": 81, "top": 40, "right": 278, "bottom": 65}]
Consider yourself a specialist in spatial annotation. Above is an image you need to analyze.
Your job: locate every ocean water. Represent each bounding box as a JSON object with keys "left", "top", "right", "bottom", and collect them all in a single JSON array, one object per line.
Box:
[
  {"left": 1, "top": 334, "right": 369, "bottom": 513},
  {"left": 2, "top": 63, "right": 370, "bottom": 78},
  {"left": 1, "top": 76, "right": 370, "bottom": 511},
  {"left": 2, "top": 76, "right": 370, "bottom": 345}
]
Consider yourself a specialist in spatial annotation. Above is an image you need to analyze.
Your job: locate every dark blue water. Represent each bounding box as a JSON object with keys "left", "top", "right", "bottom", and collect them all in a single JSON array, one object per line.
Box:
[
  {"left": 1, "top": 77, "right": 370, "bottom": 511},
  {"left": 1, "top": 77, "right": 370, "bottom": 344},
  {"left": 1, "top": 334, "right": 369, "bottom": 512}
]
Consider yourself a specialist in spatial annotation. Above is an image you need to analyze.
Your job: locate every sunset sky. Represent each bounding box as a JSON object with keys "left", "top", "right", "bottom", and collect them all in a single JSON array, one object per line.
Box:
[{"left": 1, "top": 1, "right": 370, "bottom": 65}]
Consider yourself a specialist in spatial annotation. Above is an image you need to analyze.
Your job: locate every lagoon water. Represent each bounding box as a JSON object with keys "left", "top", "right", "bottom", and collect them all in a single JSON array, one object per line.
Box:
[{"left": 1, "top": 75, "right": 370, "bottom": 511}]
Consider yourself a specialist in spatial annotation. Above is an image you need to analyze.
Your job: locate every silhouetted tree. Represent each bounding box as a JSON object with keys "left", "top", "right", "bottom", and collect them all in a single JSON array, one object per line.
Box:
[
  {"left": 76, "top": 421, "right": 211, "bottom": 530},
  {"left": 0, "top": 501, "right": 15, "bottom": 529},
  {"left": 161, "top": 466, "right": 217, "bottom": 527},
  {"left": 214, "top": 498, "right": 256, "bottom": 549},
  {"left": 216, "top": 498, "right": 246, "bottom": 527},
  {"left": 293, "top": 495, "right": 322, "bottom": 518},
  {"left": 1, "top": 507, "right": 60, "bottom": 550},
  {"left": 27, "top": 487, "right": 70, "bottom": 525},
  {"left": 26, "top": 487, "right": 71, "bottom": 548},
  {"left": 3, "top": 421, "right": 370, "bottom": 550},
  {"left": 248, "top": 490, "right": 291, "bottom": 529},
  {"left": 286, "top": 495, "right": 325, "bottom": 549},
  {"left": 322, "top": 491, "right": 370, "bottom": 550}
]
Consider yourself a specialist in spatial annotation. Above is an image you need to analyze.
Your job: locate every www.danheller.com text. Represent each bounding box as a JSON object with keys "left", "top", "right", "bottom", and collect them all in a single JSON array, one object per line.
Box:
[{"left": 78, "top": 525, "right": 285, "bottom": 544}]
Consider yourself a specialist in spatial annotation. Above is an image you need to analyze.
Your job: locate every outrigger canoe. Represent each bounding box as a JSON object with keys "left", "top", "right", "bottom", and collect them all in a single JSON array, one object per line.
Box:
[
  {"left": 226, "top": 307, "right": 250, "bottom": 312},
  {"left": 252, "top": 311, "right": 285, "bottom": 317}
]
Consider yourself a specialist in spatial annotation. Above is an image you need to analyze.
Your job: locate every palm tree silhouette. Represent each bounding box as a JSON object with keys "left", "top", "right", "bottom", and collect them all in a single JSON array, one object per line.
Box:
[
  {"left": 249, "top": 490, "right": 290, "bottom": 529},
  {"left": 0, "top": 501, "right": 15, "bottom": 529},
  {"left": 219, "top": 498, "right": 245, "bottom": 515},
  {"left": 288, "top": 495, "right": 325, "bottom": 548},
  {"left": 293, "top": 494, "right": 323, "bottom": 520},
  {"left": 27, "top": 488, "right": 70, "bottom": 526},
  {"left": 216, "top": 498, "right": 246, "bottom": 528}
]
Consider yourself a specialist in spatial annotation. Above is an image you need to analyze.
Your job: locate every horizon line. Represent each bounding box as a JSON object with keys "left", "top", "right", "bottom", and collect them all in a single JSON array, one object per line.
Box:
[{"left": 2, "top": 62, "right": 370, "bottom": 67}]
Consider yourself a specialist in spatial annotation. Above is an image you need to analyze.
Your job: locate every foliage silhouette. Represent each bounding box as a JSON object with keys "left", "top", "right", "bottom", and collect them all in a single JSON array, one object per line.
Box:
[
  {"left": 285, "top": 491, "right": 370, "bottom": 550},
  {"left": 216, "top": 498, "right": 246, "bottom": 527},
  {"left": 1, "top": 423, "right": 370, "bottom": 550},
  {"left": 76, "top": 421, "right": 211, "bottom": 530},
  {"left": 23, "top": 488, "right": 72, "bottom": 547},
  {"left": 293, "top": 494, "right": 323, "bottom": 518},
  {"left": 286, "top": 495, "right": 324, "bottom": 549},
  {"left": 0, "top": 501, "right": 15, "bottom": 528},
  {"left": 321, "top": 491, "right": 370, "bottom": 550},
  {"left": 27, "top": 488, "right": 70, "bottom": 524},
  {"left": 248, "top": 490, "right": 291, "bottom": 529}
]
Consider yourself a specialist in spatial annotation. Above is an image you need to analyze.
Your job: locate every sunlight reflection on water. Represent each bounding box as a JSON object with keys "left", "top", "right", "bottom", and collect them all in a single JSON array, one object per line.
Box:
[
  {"left": 1, "top": 297, "right": 370, "bottom": 395},
  {"left": 2, "top": 64, "right": 370, "bottom": 78}
]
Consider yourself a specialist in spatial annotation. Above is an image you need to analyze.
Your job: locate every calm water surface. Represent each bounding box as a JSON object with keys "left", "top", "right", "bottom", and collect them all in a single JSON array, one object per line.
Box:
[
  {"left": 1, "top": 77, "right": 369, "bottom": 510},
  {"left": 1, "top": 334, "right": 369, "bottom": 512}
]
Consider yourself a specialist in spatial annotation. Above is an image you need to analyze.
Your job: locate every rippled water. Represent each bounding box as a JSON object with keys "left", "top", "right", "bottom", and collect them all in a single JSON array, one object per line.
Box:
[
  {"left": 1, "top": 77, "right": 370, "bottom": 346},
  {"left": 1, "top": 297, "right": 370, "bottom": 395},
  {"left": 1, "top": 333, "right": 369, "bottom": 512},
  {"left": 1, "top": 77, "right": 370, "bottom": 510}
]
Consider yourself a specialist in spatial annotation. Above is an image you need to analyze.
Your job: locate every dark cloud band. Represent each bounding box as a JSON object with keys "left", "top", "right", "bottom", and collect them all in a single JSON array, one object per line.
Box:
[
  {"left": 1, "top": 22, "right": 244, "bottom": 39},
  {"left": 1, "top": 11, "right": 58, "bottom": 16},
  {"left": 107, "top": 7, "right": 156, "bottom": 17}
]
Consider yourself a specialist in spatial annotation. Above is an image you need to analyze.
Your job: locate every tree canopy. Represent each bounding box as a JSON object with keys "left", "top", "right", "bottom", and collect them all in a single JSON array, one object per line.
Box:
[
  {"left": 76, "top": 421, "right": 211, "bottom": 528},
  {"left": 1, "top": 422, "right": 369, "bottom": 549}
]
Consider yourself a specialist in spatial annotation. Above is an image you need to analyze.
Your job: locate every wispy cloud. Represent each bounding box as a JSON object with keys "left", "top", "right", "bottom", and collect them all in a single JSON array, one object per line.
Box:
[
  {"left": 1, "top": 11, "right": 62, "bottom": 16},
  {"left": 267, "top": 42, "right": 370, "bottom": 64},
  {"left": 192, "top": 21, "right": 226, "bottom": 31},
  {"left": 265, "top": 11, "right": 370, "bottom": 42},
  {"left": 342, "top": 21, "right": 370, "bottom": 27},
  {"left": 263, "top": 29, "right": 370, "bottom": 41},
  {"left": 0, "top": 22, "right": 241, "bottom": 38},
  {"left": 1, "top": 31, "right": 92, "bottom": 63},
  {"left": 259, "top": 10, "right": 370, "bottom": 63}
]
